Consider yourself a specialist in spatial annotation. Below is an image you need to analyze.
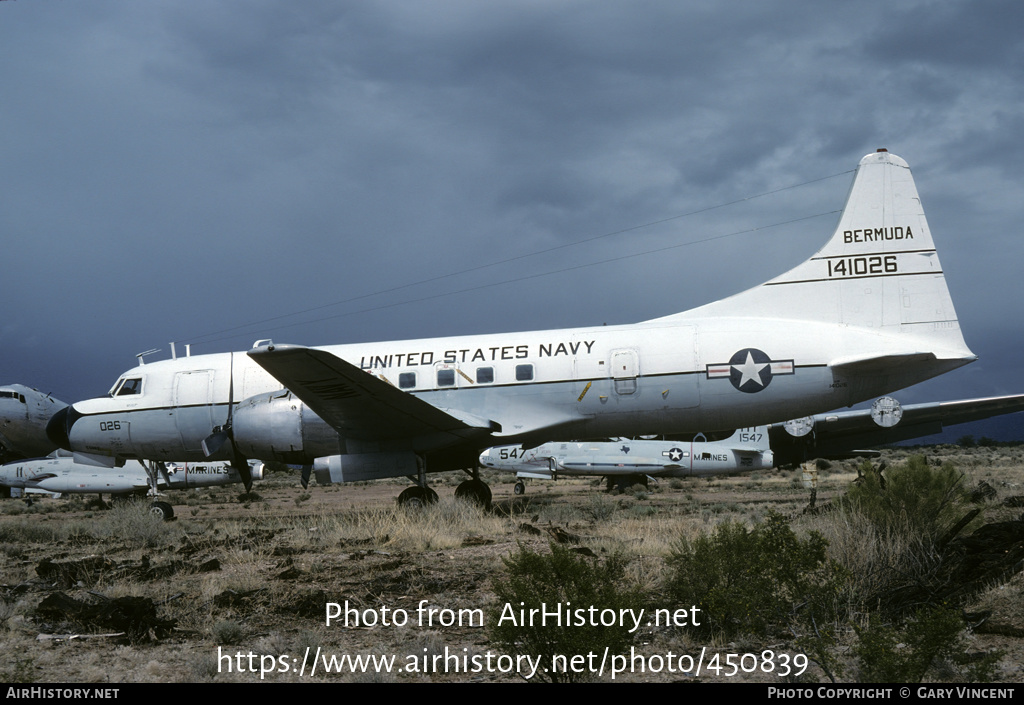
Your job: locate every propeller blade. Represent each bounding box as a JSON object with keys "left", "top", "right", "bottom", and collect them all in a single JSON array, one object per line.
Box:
[
  {"left": 234, "top": 459, "right": 253, "bottom": 493},
  {"left": 202, "top": 431, "right": 229, "bottom": 457}
]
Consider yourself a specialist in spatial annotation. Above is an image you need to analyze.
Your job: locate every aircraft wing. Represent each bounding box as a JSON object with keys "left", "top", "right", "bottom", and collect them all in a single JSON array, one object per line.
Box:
[
  {"left": 248, "top": 345, "right": 500, "bottom": 446},
  {"left": 770, "top": 394, "right": 1024, "bottom": 464},
  {"left": 818, "top": 394, "right": 1024, "bottom": 439}
]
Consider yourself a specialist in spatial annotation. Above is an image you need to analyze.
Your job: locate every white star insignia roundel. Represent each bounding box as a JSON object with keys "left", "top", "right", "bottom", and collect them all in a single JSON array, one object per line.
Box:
[
  {"left": 705, "top": 348, "right": 795, "bottom": 394},
  {"left": 662, "top": 447, "right": 685, "bottom": 462}
]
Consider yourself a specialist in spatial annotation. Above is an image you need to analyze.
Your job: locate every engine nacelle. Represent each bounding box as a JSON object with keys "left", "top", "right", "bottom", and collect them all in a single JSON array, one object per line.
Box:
[
  {"left": 313, "top": 452, "right": 419, "bottom": 485},
  {"left": 232, "top": 390, "right": 338, "bottom": 463}
]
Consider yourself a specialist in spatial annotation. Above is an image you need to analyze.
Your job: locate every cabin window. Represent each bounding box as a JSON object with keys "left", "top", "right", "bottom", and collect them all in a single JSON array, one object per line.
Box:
[
  {"left": 476, "top": 367, "right": 494, "bottom": 384},
  {"left": 398, "top": 372, "right": 416, "bottom": 389},
  {"left": 437, "top": 368, "right": 456, "bottom": 387},
  {"left": 515, "top": 364, "right": 534, "bottom": 382}
]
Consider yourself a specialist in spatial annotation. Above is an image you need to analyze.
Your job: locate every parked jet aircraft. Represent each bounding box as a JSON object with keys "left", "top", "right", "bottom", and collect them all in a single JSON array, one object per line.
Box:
[
  {"left": 481, "top": 427, "right": 773, "bottom": 494},
  {"left": 47, "top": 151, "right": 976, "bottom": 506},
  {"left": 0, "top": 451, "right": 263, "bottom": 518},
  {"left": 0, "top": 385, "right": 66, "bottom": 463},
  {"left": 482, "top": 393, "right": 1024, "bottom": 493}
]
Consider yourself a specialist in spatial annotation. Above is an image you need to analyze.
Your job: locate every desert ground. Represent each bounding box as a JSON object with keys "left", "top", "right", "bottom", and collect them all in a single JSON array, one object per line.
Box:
[{"left": 1, "top": 444, "right": 1022, "bottom": 684}]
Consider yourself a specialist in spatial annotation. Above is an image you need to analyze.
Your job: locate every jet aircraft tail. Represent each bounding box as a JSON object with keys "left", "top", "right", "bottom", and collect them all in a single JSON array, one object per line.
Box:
[{"left": 727, "top": 427, "right": 770, "bottom": 451}]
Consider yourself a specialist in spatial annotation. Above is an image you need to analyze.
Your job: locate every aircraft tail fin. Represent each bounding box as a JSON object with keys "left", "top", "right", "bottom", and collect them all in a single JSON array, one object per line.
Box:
[
  {"left": 728, "top": 427, "right": 770, "bottom": 451},
  {"left": 664, "top": 150, "right": 974, "bottom": 360}
]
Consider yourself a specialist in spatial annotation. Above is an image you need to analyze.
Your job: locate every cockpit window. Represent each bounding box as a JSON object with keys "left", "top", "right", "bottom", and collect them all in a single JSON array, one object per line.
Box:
[
  {"left": 112, "top": 378, "right": 143, "bottom": 397},
  {"left": 0, "top": 391, "right": 25, "bottom": 403}
]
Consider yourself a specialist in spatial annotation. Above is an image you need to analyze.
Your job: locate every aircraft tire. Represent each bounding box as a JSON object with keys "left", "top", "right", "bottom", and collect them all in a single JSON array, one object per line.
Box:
[
  {"left": 513, "top": 480, "right": 525, "bottom": 495},
  {"left": 398, "top": 486, "right": 438, "bottom": 509},
  {"left": 150, "top": 501, "right": 174, "bottom": 521},
  {"left": 455, "top": 479, "right": 492, "bottom": 510}
]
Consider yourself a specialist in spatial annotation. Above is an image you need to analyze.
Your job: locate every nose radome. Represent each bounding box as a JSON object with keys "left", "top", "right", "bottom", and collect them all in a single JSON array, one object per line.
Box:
[{"left": 46, "top": 406, "right": 80, "bottom": 450}]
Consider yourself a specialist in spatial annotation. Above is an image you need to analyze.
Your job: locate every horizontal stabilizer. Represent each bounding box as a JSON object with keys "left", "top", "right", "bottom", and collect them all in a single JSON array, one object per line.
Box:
[{"left": 829, "top": 352, "right": 938, "bottom": 376}]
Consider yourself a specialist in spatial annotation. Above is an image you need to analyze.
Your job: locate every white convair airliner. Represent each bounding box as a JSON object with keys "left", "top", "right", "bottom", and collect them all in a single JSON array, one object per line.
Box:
[{"left": 48, "top": 151, "right": 976, "bottom": 506}]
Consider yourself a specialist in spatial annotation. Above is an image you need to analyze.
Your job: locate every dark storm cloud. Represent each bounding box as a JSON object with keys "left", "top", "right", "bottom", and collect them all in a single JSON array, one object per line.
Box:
[
  {"left": 2, "top": 1, "right": 1022, "bottom": 437},
  {"left": 864, "top": 0, "right": 1024, "bottom": 70}
]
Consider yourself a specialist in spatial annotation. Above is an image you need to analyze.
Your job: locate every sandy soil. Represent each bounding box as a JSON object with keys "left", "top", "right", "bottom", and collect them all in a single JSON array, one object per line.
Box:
[{"left": 1, "top": 445, "right": 1022, "bottom": 684}]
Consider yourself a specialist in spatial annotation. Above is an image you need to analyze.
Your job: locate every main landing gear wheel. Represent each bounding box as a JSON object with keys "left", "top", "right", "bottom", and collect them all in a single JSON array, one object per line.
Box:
[
  {"left": 398, "top": 486, "right": 438, "bottom": 508},
  {"left": 150, "top": 501, "right": 174, "bottom": 521},
  {"left": 514, "top": 480, "right": 526, "bottom": 495},
  {"left": 455, "top": 479, "right": 492, "bottom": 510}
]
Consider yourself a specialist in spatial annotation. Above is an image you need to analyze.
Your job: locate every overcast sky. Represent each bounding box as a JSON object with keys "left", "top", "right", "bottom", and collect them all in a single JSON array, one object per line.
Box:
[{"left": 3, "top": 1, "right": 1023, "bottom": 439}]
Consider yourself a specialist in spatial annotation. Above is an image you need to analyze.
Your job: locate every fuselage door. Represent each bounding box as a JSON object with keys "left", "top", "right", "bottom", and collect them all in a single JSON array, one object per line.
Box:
[
  {"left": 173, "top": 370, "right": 215, "bottom": 453},
  {"left": 610, "top": 349, "right": 639, "bottom": 395}
]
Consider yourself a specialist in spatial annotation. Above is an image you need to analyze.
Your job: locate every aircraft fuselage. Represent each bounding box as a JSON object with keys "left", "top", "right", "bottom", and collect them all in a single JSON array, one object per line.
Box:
[
  {"left": 0, "top": 453, "right": 258, "bottom": 496},
  {"left": 56, "top": 316, "right": 967, "bottom": 469},
  {"left": 481, "top": 428, "right": 775, "bottom": 480}
]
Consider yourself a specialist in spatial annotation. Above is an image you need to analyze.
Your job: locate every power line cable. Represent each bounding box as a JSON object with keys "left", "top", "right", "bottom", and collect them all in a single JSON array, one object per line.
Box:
[
  {"left": 192, "top": 208, "right": 840, "bottom": 347},
  {"left": 182, "top": 171, "right": 847, "bottom": 346}
]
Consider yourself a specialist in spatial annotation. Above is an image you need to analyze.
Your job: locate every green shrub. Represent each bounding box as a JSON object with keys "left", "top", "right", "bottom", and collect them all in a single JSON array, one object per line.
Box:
[
  {"left": 487, "top": 542, "right": 644, "bottom": 683},
  {"left": 665, "top": 512, "right": 846, "bottom": 639},
  {"left": 822, "top": 456, "right": 983, "bottom": 616},
  {"left": 108, "top": 501, "right": 171, "bottom": 549},
  {"left": 211, "top": 619, "right": 245, "bottom": 645},
  {"left": 854, "top": 607, "right": 1001, "bottom": 683},
  {"left": 840, "top": 456, "right": 974, "bottom": 543},
  {"left": 0, "top": 655, "right": 36, "bottom": 683},
  {"left": 586, "top": 493, "right": 616, "bottom": 521}
]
